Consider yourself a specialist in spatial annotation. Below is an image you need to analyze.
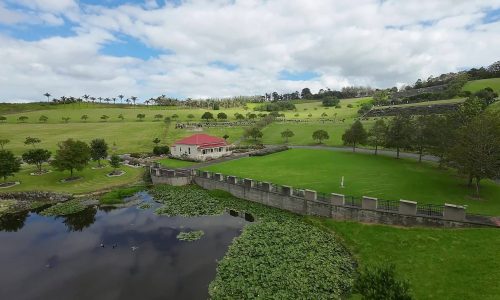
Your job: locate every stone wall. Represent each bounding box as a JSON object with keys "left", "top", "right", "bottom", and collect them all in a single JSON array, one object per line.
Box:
[
  {"left": 193, "top": 176, "right": 493, "bottom": 228},
  {"left": 150, "top": 167, "right": 496, "bottom": 228},
  {"left": 0, "top": 191, "right": 72, "bottom": 202}
]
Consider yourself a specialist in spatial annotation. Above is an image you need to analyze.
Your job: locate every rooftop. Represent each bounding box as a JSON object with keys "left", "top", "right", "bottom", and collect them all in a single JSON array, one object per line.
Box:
[{"left": 173, "top": 134, "right": 227, "bottom": 148}]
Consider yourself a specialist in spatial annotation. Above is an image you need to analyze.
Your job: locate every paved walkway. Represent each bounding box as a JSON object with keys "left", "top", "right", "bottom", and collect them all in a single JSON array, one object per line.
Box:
[{"left": 266, "top": 144, "right": 440, "bottom": 162}]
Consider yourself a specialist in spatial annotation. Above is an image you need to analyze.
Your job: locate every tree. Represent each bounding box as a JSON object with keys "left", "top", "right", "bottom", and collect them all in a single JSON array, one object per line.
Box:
[
  {"left": 22, "top": 148, "right": 51, "bottom": 173},
  {"left": 342, "top": 120, "right": 367, "bottom": 152},
  {"left": 301, "top": 88, "right": 312, "bottom": 99},
  {"left": 171, "top": 114, "right": 179, "bottom": 120},
  {"left": 355, "top": 264, "right": 412, "bottom": 300},
  {"left": 90, "top": 139, "right": 108, "bottom": 167},
  {"left": 80, "top": 115, "right": 88, "bottom": 122},
  {"left": 368, "top": 119, "right": 387, "bottom": 155},
  {"left": 372, "top": 90, "right": 389, "bottom": 106},
  {"left": 52, "top": 139, "right": 91, "bottom": 177},
  {"left": 109, "top": 154, "right": 122, "bottom": 170},
  {"left": 474, "top": 87, "right": 498, "bottom": 107},
  {"left": 0, "top": 150, "right": 21, "bottom": 182},
  {"left": 24, "top": 137, "right": 41, "bottom": 148},
  {"left": 322, "top": 97, "right": 340, "bottom": 107},
  {"left": 247, "top": 127, "right": 263, "bottom": 141},
  {"left": 44, "top": 92, "right": 51, "bottom": 102},
  {"left": 152, "top": 138, "right": 161, "bottom": 145},
  {"left": 62, "top": 117, "right": 70, "bottom": 123},
  {"left": 136, "top": 113, "right": 146, "bottom": 121},
  {"left": 187, "top": 114, "right": 195, "bottom": 119},
  {"left": 450, "top": 111, "right": 500, "bottom": 196},
  {"left": 154, "top": 114, "right": 163, "bottom": 121},
  {"left": 321, "top": 112, "right": 328, "bottom": 118},
  {"left": 234, "top": 113, "right": 245, "bottom": 120},
  {"left": 386, "top": 114, "right": 413, "bottom": 158},
  {"left": 248, "top": 113, "right": 257, "bottom": 119},
  {"left": 18, "top": 116, "right": 28, "bottom": 123},
  {"left": 39, "top": 115, "right": 48, "bottom": 123},
  {"left": 223, "top": 134, "right": 229, "bottom": 141},
  {"left": 202, "top": 111, "right": 214, "bottom": 121},
  {"left": 100, "top": 115, "right": 109, "bottom": 122},
  {"left": 0, "top": 115, "right": 6, "bottom": 123},
  {"left": 217, "top": 112, "right": 228, "bottom": 120},
  {"left": 281, "top": 129, "right": 294, "bottom": 143},
  {"left": 118, "top": 114, "right": 124, "bottom": 121},
  {"left": 0, "top": 139, "right": 9, "bottom": 150},
  {"left": 411, "top": 116, "right": 435, "bottom": 162},
  {"left": 312, "top": 130, "right": 329, "bottom": 144}
]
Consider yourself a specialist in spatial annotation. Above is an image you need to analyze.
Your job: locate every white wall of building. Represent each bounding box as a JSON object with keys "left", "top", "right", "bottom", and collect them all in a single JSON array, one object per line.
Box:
[{"left": 170, "top": 144, "right": 231, "bottom": 161}]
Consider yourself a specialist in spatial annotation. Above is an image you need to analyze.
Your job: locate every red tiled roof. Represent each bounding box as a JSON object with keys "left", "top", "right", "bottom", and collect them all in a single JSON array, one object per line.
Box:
[{"left": 173, "top": 134, "right": 228, "bottom": 148}]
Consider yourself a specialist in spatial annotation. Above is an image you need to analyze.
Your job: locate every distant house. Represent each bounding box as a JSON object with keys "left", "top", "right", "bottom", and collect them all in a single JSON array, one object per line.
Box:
[{"left": 170, "top": 134, "right": 232, "bottom": 161}]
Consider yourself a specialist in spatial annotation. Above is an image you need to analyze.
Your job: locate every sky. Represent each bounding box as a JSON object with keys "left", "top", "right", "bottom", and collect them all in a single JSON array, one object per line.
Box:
[{"left": 0, "top": 0, "right": 499, "bottom": 103}]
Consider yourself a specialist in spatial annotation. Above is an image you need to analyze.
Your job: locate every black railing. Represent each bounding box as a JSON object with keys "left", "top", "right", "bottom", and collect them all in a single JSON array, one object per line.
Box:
[
  {"left": 345, "top": 196, "right": 362, "bottom": 207},
  {"left": 317, "top": 192, "right": 331, "bottom": 203},
  {"left": 377, "top": 199, "right": 399, "bottom": 212},
  {"left": 417, "top": 203, "right": 444, "bottom": 217}
]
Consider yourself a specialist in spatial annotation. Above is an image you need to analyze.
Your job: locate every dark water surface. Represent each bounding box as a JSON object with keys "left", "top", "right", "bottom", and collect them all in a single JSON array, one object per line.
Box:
[{"left": 0, "top": 193, "right": 247, "bottom": 300}]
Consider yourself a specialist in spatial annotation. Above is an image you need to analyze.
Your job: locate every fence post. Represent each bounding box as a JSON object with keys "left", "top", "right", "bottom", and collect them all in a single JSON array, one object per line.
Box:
[
  {"left": 399, "top": 199, "right": 417, "bottom": 215},
  {"left": 282, "top": 185, "right": 293, "bottom": 196},
  {"left": 330, "top": 193, "right": 345, "bottom": 206},
  {"left": 227, "top": 176, "right": 237, "bottom": 184},
  {"left": 362, "top": 196, "right": 377, "bottom": 210},
  {"left": 261, "top": 182, "right": 272, "bottom": 192},
  {"left": 443, "top": 203, "right": 466, "bottom": 221},
  {"left": 243, "top": 178, "right": 254, "bottom": 188},
  {"left": 304, "top": 189, "right": 317, "bottom": 201}
]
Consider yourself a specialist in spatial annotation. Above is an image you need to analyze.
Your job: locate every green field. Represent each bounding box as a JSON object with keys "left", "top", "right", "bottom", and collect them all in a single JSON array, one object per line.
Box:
[
  {"left": 309, "top": 218, "right": 500, "bottom": 300},
  {"left": 203, "top": 149, "right": 500, "bottom": 215},
  {"left": 4, "top": 161, "right": 144, "bottom": 194},
  {"left": 463, "top": 78, "right": 500, "bottom": 93}
]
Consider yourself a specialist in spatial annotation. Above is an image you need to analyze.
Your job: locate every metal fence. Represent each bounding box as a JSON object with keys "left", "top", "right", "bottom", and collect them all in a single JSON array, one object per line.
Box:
[
  {"left": 377, "top": 199, "right": 400, "bottom": 212},
  {"left": 417, "top": 203, "right": 444, "bottom": 217},
  {"left": 345, "top": 196, "right": 362, "bottom": 207}
]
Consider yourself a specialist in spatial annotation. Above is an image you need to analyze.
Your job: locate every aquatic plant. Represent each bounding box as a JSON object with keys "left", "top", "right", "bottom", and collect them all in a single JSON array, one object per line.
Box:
[
  {"left": 138, "top": 203, "right": 152, "bottom": 209},
  {"left": 176, "top": 230, "right": 204, "bottom": 241},
  {"left": 152, "top": 185, "right": 224, "bottom": 217},
  {"left": 151, "top": 185, "right": 355, "bottom": 298},
  {"left": 39, "top": 199, "right": 87, "bottom": 216}
]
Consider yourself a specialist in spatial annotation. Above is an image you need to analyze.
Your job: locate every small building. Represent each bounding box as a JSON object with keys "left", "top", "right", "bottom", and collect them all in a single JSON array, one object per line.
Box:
[{"left": 170, "top": 134, "right": 232, "bottom": 161}]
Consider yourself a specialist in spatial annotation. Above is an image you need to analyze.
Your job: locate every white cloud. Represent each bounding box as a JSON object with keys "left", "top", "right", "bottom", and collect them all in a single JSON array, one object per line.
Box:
[{"left": 0, "top": 0, "right": 499, "bottom": 102}]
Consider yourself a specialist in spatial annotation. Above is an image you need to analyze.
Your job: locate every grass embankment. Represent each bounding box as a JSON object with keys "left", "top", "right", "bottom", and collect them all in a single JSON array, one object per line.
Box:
[
  {"left": 5, "top": 162, "right": 144, "bottom": 194},
  {"left": 462, "top": 78, "right": 500, "bottom": 94},
  {"left": 39, "top": 199, "right": 87, "bottom": 216},
  {"left": 308, "top": 218, "right": 500, "bottom": 300},
  {"left": 203, "top": 149, "right": 500, "bottom": 215},
  {"left": 151, "top": 185, "right": 355, "bottom": 299}
]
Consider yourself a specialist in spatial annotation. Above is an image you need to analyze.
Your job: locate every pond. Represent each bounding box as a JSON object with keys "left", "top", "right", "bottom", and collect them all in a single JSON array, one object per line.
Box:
[{"left": 0, "top": 192, "right": 248, "bottom": 300}]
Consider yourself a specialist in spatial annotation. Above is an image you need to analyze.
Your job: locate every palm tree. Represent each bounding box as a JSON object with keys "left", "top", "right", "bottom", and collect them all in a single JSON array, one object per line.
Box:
[
  {"left": 105, "top": 97, "right": 111, "bottom": 104},
  {"left": 130, "top": 96, "right": 137, "bottom": 106},
  {"left": 145, "top": 99, "right": 151, "bottom": 106},
  {"left": 126, "top": 98, "right": 131, "bottom": 105},
  {"left": 112, "top": 97, "right": 116, "bottom": 104},
  {"left": 43, "top": 92, "right": 51, "bottom": 102},
  {"left": 118, "top": 94, "right": 124, "bottom": 104},
  {"left": 82, "top": 94, "right": 89, "bottom": 102},
  {"left": 98, "top": 97, "right": 103, "bottom": 103},
  {"left": 90, "top": 97, "right": 96, "bottom": 104}
]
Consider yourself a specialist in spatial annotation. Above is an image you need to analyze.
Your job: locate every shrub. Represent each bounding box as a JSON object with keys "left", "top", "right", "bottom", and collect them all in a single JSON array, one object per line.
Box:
[
  {"left": 249, "top": 146, "right": 288, "bottom": 156},
  {"left": 355, "top": 264, "right": 412, "bottom": 300},
  {"left": 347, "top": 104, "right": 353, "bottom": 108},
  {"left": 153, "top": 145, "right": 170, "bottom": 155}
]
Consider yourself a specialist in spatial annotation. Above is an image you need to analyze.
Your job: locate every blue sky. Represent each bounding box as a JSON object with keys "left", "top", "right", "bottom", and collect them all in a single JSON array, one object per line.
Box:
[{"left": 0, "top": 0, "right": 499, "bottom": 101}]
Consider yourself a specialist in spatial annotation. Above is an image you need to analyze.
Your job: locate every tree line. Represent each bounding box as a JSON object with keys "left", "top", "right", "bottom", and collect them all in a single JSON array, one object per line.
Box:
[{"left": 340, "top": 97, "right": 500, "bottom": 196}]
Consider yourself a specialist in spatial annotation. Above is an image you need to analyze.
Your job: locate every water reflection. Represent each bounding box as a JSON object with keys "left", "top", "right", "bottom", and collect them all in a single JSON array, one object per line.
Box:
[
  {"left": 0, "top": 211, "right": 28, "bottom": 232},
  {"left": 0, "top": 193, "right": 247, "bottom": 300},
  {"left": 61, "top": 206, "right": 97, "bottom": 232}
]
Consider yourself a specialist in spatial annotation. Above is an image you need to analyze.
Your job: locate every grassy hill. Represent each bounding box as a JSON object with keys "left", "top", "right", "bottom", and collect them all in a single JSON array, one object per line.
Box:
[{"left": 462, "top": 78, "right": 500, "bottom": 93}]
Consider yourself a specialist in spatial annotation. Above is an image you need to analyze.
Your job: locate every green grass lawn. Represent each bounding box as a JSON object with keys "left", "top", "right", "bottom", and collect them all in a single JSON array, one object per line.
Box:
[
  {"left": 3, "top": 162, "right": 143, "bottom": 194},
  {"left": 463, "top": 78, "right": 500, "bottom": 94},
  {"left": 259, "top": 121, "right": 374, "bottom": 146},
  {"left": 309, "top": 218, "right": 500, "bottom": 300},
  {"left": 157, "top": 157, "right": 198, "bottom": 168},
  {"left": 203, "top": 149, "right": 500, "bottom": 215}
]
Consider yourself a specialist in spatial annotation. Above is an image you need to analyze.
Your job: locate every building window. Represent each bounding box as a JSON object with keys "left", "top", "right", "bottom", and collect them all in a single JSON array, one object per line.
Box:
[
  {"left": 219, "top": 147, "right": 223, "bottom": 152},
  {"left": 188, "top": 148, "right": 191, "bottom": 154}
]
